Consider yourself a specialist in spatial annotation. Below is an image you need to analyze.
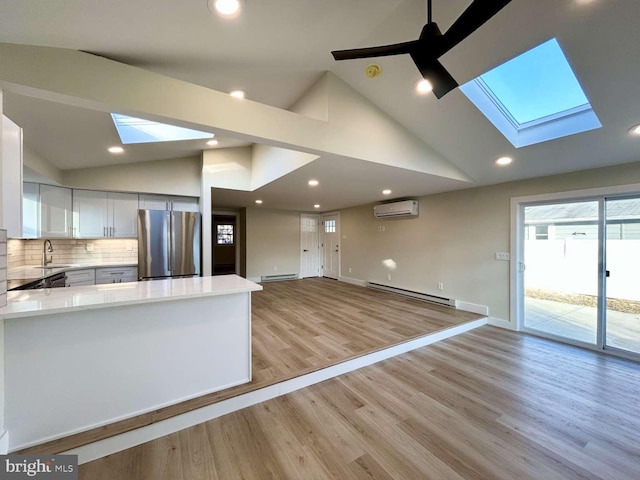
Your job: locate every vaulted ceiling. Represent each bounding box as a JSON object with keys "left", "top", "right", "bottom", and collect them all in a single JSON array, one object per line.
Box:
[{"left": 1, "top": 0, "right": 639, "bottom": 211}]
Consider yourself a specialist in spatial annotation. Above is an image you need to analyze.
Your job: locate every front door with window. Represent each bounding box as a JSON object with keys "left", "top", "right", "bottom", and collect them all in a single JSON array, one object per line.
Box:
[{"left": 322, "top": 214, "right": 339, "bottom": 279}]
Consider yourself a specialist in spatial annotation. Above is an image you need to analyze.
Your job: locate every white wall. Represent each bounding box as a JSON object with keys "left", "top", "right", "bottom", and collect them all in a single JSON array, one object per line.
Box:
[
  {"left": 245, "top": 208, "right": 300, "bottom": 279},
  {"left": 63, "top": 156, "right": 201, "bottom": 196},
  {"left": 23, "top": 145, "right": 62, "bottom": 185},
  {"left": 340, "top": 160, "right": 640, "bottom": 325}
]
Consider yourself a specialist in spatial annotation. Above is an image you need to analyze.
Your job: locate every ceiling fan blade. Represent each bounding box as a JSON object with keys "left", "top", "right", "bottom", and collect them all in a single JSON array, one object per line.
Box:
[
  {"left": 439, "top": 0, "right": 513, "bottom": 55},
  {"left": 332, "top": 41, "right": 417, "bottom": 61},
  {"left": 410, "top": 52, "right": 458, "bottom": 98}
]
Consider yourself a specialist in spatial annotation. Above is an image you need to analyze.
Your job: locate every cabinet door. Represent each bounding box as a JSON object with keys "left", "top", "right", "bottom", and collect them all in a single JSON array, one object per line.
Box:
[
  {"left": 2, "top": 116, "right": 23, "bottom": 238},
  {"left": 40, "top": 184, "right": 72, "bottom": 238},
  {"left": 171, "top": 196, "right": 200, "bottom": 212},
  {"left": 73, "top": 189, "right": 109, "bottom": 238},
  {"left": 22, "top": 182, "right": 40, "bottom": 238},
  {"left": 138, "top": 194, "right": 170, "bottom": 211},
  {"left": 109, "top": 192, "right": 138, "bottom": 238}
]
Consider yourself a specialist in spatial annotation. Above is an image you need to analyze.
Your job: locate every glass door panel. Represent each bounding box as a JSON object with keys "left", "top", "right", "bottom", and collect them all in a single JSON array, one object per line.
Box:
[
  {"left": 523, "top": 201, "right": 600, "bottom": 344},
  {"left": 605, "top": 197, "right": 640, "bottom": 354}
]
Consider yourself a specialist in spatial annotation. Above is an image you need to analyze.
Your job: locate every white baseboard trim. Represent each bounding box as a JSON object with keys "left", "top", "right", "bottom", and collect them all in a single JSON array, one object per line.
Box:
[
  {"left": 455, "top": 300, "right": 489, "bottom": 316},
  {"left": 64, "top": 317, "right": 487, "bottom": 465},
  {"left": 0, "top": 430, "right": 9, "bottom": 454},
  {"left": 488, "top": 316, "right": 517, "bottom": 330},
  {"left": 338, "top": 276, "right": 367, "bottom": 287}
]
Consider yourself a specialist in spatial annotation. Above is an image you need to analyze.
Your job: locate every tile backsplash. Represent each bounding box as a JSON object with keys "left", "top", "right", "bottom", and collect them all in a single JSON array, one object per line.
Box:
[{"left": 7, "top": 238, "right": 138, "bottom": 268}]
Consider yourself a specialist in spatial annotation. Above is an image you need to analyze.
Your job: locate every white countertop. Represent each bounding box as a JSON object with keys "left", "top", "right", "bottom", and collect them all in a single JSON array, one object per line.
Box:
[{"left": 0, "top": 275, "right": 263, "bottom": 320}]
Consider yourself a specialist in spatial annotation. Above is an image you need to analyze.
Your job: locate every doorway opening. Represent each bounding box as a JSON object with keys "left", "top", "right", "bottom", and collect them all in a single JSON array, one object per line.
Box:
[
  {"left": 212, "top": 213, "right": 238, "bottom": 275},
  {"left": 515, "top": 192, "right": 640, "bottom": 358}
]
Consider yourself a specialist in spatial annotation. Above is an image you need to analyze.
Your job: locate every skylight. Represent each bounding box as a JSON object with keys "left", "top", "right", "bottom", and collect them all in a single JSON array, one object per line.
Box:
[
  {"left": 111, "top": 114, "right": 214, "bottom": 144},
  {"left": 460, "top": 38, "right": 601, "bottom": 148}
]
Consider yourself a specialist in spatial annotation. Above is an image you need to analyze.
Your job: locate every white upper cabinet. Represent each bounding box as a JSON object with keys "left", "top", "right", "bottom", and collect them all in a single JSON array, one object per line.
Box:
[
  {"left": 73, "top": 189, "right": 108, "bottom": 238},
  {"left": 73, "top": 190, "right": 138, "bottom": 238},
  {"left": 139, "top": 194, "right": 199, "bottom": 212},
  {"left": 138, "top": 194, "right": 170, "bottom": 211},
  {"left": 170, "top": 196, "right": 200, "bottom": 212},
  {"left": 22, "top": 182, "right": 39, "bottom": 238},
  {"left": 2, "top": 115, "right": 23, "bottom": 238},
  {"left": 109, "top": 192, "right": 138, "bottom": 238},
  {"left": 40, "top": 184, "right": 73, "bottom": 238}
]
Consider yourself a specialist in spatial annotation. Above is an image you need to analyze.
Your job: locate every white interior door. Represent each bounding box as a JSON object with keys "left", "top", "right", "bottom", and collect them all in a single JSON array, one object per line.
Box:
[
  {"left": 300, "top": 215, "right": 320, "bottom": 278},
  {"left": 322, "top": 214, "right": 340, "bottom": 279}
]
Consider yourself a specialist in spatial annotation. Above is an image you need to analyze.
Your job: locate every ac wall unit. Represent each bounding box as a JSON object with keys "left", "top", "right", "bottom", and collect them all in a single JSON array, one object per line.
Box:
[{"left": 373, "top": 200, "right": 419, "bottom": 218}]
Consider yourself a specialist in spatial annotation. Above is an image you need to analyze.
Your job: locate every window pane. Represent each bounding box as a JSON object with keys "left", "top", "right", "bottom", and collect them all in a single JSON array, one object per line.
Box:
[{"left": 217, "top": 224, "right": 234, "bottom": 245}]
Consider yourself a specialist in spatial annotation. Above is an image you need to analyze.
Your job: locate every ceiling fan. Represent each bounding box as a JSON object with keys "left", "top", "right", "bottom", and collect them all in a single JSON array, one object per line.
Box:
[{"left": 331, "top": 0, "right": 513, "bottom": 99}]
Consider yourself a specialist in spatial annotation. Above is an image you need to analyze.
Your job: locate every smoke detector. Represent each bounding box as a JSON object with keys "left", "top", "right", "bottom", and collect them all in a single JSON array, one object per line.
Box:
[{"left": 365, "top": 64, "right": 382, "bottom": 78}]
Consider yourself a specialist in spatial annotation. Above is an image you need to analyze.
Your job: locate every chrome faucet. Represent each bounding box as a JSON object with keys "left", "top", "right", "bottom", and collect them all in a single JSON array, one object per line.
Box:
[{"left": 42, "top": 239, "right": 53, "bottom": 266}]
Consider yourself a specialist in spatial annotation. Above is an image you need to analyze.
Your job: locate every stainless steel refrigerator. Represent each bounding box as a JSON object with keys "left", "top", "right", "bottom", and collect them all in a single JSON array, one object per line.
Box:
[{"left": 138, "top": 210, "right": 201, "bottom": 280}]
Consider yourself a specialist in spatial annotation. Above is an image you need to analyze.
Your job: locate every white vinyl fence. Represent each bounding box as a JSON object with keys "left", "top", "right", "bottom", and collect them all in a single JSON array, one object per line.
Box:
[{"left": 524, "top": 239, "right": 640, "bottom": 301}]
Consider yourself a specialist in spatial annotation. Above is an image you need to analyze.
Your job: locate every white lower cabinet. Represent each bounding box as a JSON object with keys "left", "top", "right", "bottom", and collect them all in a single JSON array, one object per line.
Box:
[
  {"left": 65, "top": 269, "right": 96, "bottom": 287},
  {"left": 95, "top": 267, "right": 138, "bottom": 284}
]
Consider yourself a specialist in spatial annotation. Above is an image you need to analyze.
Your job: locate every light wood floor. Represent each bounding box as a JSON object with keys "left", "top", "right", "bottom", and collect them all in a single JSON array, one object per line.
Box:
[
  {"left": 23, "top": 277, "right": 480, "bottom": 454},
  {"left": 80, "top": 326, "right": 640, "bottom": 479}
]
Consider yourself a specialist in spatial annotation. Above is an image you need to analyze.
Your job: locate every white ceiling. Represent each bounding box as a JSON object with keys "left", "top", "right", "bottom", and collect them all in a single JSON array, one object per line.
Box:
[{"left": 1, "top": 0, "right": 640, "bottom": 212}]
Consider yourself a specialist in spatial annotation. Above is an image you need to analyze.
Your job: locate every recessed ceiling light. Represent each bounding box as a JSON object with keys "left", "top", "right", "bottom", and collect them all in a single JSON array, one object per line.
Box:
[
  {"left": 210, "top": 0, "right": 240, "bottom": 16},
  {"left": 314, "top": 204, "right": 320, "bottom": 209},
  {"left": 206, "top": 139, "right": 219, "bottom": 146},
  {"left": 255, "top": 199, "right": 263, "bottom": 204},
  {"left": 108, "top": 146, "right": 124, "bottom": 154},
  {"left": 628, "top": 124, "right": 640, "bottom": 136},
  {"left": 230, "top": 90, "right": 246, "bottom": 99},
  {"left": 496, "top": 156, "right": 513, "bottom": 166},
  {"left": 308, "top": 179, "right": 319, "bottom": 187},
  {"left": 382, "top": 189, "right": 392, "bottom": 195},
  {"left": 415, "top": 79, "right": 433, "bottom": 95}
]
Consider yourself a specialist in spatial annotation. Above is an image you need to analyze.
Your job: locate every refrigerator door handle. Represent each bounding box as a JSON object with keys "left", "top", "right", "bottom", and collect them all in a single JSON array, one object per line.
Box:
[{"left": 167, "top": 216, "right": 172, "bottom": 274}]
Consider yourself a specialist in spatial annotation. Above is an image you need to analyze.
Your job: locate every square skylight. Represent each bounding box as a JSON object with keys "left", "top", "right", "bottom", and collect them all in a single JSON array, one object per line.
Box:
[
  {"left": 111, "top": 113, "right": 214, "bottom": 144},
  {"left": 460, "top": 38, "right": 601, "bottom": 148}
]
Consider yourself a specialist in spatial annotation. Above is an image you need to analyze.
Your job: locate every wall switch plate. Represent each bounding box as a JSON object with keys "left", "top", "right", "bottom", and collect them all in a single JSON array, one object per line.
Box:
[
  {"left": 86, "top": 243, "right": 94, "bottom": 252},
  {"left": 495, "top": 252, "right": 510, "bottom": 261}
]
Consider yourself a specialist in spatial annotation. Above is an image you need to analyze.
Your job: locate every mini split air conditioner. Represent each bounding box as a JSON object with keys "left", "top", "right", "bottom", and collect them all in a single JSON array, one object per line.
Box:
[{"left": 373, "top": 200, "right": 419, "bottom": 218}]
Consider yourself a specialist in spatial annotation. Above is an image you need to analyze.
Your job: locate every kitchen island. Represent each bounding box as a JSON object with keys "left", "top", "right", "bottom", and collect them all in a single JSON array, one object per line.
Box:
[{"left": 0, "top": 275, "right": 262, "bottom": 452}]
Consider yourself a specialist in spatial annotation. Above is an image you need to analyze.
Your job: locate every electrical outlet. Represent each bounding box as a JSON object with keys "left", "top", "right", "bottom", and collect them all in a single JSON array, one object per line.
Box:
[
  {"left": 274, "top": 266, "right": 278, "bottom": 271},
  {"left": 495, "top": 252, "right": 510, "bottom": 261},
  {"left": 86, "top": 243, "right": 94, "bottom": 252},
  {"left": 386, "top": 274, "right": 392, "bottom": 281},
  {"left": 348, "top": 267, "right": 352, "bottom": 273},
  {"left": 438, "top": 282, "right": 444, "bottom": 290}
]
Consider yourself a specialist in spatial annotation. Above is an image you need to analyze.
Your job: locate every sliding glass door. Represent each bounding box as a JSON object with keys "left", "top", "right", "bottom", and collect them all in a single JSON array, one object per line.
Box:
[
  {"left": 605, "top": 197, "right": 640, "bottom": 354},
  {"left": 523, "top": 200, "right": 600, "bottom": 345},
  {"left": 520, "top": 194, "right": 640, "bottom": 358}
]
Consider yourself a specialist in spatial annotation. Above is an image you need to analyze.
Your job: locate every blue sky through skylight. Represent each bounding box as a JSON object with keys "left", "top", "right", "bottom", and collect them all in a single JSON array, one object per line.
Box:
[
  {"left": 479, "top": 38, "right": 589, "bottom": 125},
  {"left": 111, "top": 114, "right": 214, "bottom": 144}
]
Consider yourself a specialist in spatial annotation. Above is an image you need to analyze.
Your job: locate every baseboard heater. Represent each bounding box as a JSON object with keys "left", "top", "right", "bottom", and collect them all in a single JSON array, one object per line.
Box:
[
  {"left": 260, "top": 273, "right": 298, "bottom": 282},
  {"left": 366, "top": 282, "right": 456, "bottom": 308}
]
